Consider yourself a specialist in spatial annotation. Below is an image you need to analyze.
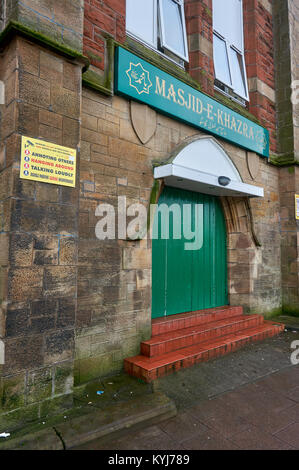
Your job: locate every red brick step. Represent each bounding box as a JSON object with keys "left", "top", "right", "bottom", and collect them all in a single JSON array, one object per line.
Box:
[
  {"left": 152, "top": 305, "right": 243, "bottom": 336},
  {"left": 124, "top": 318, "right": 285, "bottom": 383},
  {"left": 141, "top": 314, "right": 264, "bottom": 357}
]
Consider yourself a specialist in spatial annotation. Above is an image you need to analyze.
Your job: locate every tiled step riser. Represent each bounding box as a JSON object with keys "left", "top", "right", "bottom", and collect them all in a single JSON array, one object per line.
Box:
[
  {"left": 124, "top": 324, "right": 284, "bottom": 383},
  {"left": 141, "top": 316, "right": 264, "bottom": 358},
  {"left": 152, "top": 306, "right": 243, "bottom": 336}
]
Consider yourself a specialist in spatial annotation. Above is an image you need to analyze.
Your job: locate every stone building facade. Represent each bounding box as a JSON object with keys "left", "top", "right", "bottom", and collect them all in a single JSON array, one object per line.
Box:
[{"left": 0, "top": 0, "right": 298, "bottom": 427}]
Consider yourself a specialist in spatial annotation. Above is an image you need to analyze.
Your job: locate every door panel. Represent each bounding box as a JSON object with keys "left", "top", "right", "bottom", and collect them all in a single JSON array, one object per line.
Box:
[{"left": 152, "top": 186, "right": 228, "bottom": 319}]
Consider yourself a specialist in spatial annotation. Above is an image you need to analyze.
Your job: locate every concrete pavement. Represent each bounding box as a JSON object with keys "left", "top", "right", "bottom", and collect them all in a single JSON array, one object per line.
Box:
[
  {"left": 1, "top": 328, "right": 298, "bottom": 450},
  {"left": 74, "top": 330, "right": 299, "bottom": 450}
]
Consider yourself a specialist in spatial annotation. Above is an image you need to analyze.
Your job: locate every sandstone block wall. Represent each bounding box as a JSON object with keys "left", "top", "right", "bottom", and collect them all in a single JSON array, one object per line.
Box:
[
  {"left": 2, "top": 0, "right": 84, "bottom": 51},
  {"left": 0, "top": 35, "right": 83, "bottom": 427},
  {"left": 76, "top": 88, "right": 282, "bottom": 382},
  {"left": 0, "top": 0, "right": 296, "bottom": 427}
]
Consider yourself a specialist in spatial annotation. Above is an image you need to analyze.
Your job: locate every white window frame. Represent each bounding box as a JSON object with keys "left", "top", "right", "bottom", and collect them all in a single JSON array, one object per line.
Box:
[
  {"left": 126, "top": 0, "right": 157, "bottom": 50},
  {"left": 213, "top": 0, "right": 249, "bottom": 101},
  {"left": 126, "top": 0, "right": 189, "bottom": 63},
  {"left": 158, "top": 0, "right": 189, "bottom": 62}
]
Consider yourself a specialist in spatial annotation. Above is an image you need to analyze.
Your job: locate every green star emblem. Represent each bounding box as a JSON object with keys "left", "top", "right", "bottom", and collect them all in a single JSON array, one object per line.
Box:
[{"left": 126, "top": 62, "right": 152, "bottom": 95}]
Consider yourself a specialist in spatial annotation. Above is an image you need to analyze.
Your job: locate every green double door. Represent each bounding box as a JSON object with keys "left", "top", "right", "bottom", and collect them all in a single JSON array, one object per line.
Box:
[{"left": 152, "top": 186, "right": 228, "bottom": 319}]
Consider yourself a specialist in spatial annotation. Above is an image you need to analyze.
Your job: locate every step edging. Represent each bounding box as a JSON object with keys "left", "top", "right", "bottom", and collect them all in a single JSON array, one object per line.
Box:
[
  {"left": 125, "top": 322, "right": 285, "bottom": 382},
  {"left": 152, "top": 306, "right": 244, "bottom": 336},
  {"left": 142, "top": 314, "right": 264, "bottom": 357}
]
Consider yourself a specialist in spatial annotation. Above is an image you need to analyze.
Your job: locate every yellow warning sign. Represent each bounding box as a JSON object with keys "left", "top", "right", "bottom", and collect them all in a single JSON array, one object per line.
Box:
[{"left": 20, "top": 136, "right": 76, "bottom": 187}]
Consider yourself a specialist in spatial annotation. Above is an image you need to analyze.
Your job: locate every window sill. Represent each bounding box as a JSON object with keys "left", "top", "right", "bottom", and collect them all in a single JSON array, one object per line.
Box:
[
  {"left": 213, "top": 89, "right": 260, "bottom": 126},
  {"left": 214, "top": 85, "right": 247, "bottom": 108},
  {"left": 126, "top": 32, "right": 186, "bottom": 69}
]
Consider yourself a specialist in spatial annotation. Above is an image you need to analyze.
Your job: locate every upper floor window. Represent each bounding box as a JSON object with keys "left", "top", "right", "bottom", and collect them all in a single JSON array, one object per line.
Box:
[
  {"left": 213, "top": 0, "right": 249, "bottom": 103},
  {"left": 126, "top": 0, "right": 189, "bottom": 64}
]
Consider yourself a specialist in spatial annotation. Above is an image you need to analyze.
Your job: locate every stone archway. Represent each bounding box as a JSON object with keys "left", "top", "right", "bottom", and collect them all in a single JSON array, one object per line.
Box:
[
  {"left": 220, "top": 196, "right": 260, "bottom": 311},
  {"left": 153, "top": 136, "right": 263, "bottom": 313}
]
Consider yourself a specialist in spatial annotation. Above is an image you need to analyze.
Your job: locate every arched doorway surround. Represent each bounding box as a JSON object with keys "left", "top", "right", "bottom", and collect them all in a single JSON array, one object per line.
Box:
[{"left": 152, "top": 137, "right": 264, "bottom": 315}]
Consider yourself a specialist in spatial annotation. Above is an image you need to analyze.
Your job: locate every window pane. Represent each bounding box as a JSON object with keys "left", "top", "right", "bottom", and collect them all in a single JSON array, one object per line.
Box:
[
  {"left": 213, "top": 0, "right": 243, "bottom": 51},
  {"left": 230, "top": 48, "right": 247, "bottom": 97},
  {"left": 126, "top": 0, "right": 156, "bottom": 47},
  {"left": 213, "top": 35, "right": 231, "bottom": 86},
  {"left": 160, "top": 0, "right": 186, "bottom": 59}
]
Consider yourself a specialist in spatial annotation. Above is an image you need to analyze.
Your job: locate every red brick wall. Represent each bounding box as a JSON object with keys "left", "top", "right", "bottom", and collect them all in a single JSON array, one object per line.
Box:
[
  {"left": 83, "top": 0, "right": 277, "bottom": 151},
  {"left": 84, "top": 0, "right": 126, "bottom": 70},
  {"left": 83, "top": 0, "right": 214, "bottom": 92},
  {"left": 185, "top": 0, "right": 214, "bottom": 95},
  {"left": 243, "top": 0, "right": 277, "bottom": 152}
]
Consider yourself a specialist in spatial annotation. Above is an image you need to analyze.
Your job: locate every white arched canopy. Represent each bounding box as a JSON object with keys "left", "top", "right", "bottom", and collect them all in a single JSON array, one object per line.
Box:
[{"left": 154, "top": 138, "right": 263, "bottom": 197}]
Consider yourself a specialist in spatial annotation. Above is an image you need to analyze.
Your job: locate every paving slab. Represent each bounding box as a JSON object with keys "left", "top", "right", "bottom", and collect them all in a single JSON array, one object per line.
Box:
[
  {"left": 0, "top": 392, "right": 176, "bottom": 450},
  {"left": 274, "top": 422, "right": 299, "bottom": 448},
  {"left": 275, "top": 315, "right": 299, "bottom": 331},
  {"left": 74, "top": 331, "right": 299, "bottom": 450},
  {"left": 1, "top": 330, "right": 298, "bottom": 450}
]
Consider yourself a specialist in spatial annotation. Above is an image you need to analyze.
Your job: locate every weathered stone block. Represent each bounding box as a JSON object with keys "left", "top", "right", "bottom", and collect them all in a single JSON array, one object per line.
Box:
[
  {"left": 63, "top": 117, "right": 80, "bottom": 148},
  {"left": 44, "top": 330, "right": 74, "bottom": 364},
  {"left": 47, "top": 204, "right": 78, "bottom": 234},
  {"left": 81, "top": 127, "right": 108, "bottom": 146},
  {"left": 0, "top": 145, "right": 5, "bottom": 172},
  {"left": 31, "top": 299, "right": 57, "bottom": 317},
  {"left": 0, "top": 234, "right": 9, "bottom": 266},
  {"left": 30, "top": 315, "right": 55, "bottom": 334},
  {"left": 17, "top": 102, "right": 39, "bottom": 136},
  {"left": 39, "top": 393, "right": 73, "bottom": 418},
  {"left": 0, "top": 202, "right": 10, "bottom": 235},
  {"left": 59, "top": 236, "right": 77, "bottom": 266},
  {"left": 8, "top": 267, "right": 43, "bottom": 302},
  {"left": 54, "top": 0, "right": 83, "bottom": 34},
  {"left": 5, "top": 304, "right": 30, "bottom": 337},
  {"left": 56, "top": 298, "right": 76, "bottom": 328},
  {"left": 35, "top": 183, "right": 59, "bottom": 204},
  {"left": 40, "top": 51, "right": 64, "bottom": 84},
  {"left": 10, "top": 233, "right": 33, "bottom": 266},
  {"left": 78, "top": 241, "right": 122, "bottom": 268},
  {"left": 26, "top": 367, "right": 52, "bottom": 404},
  {"left": 5, "top": 70, "right": 17, "bottom": 106},
  {"left": 4, "top": 335, "right": 44, "bottom": 373},
  {"left": 19, "top": 72, "right": 51, "bottom": 108},
  {"left": 0, "top": 169, "right": 13, "bottom": 201},
  {"left": 11, "top": 200, "right": 48, "bottom": 233},
  {"left": 0, "top": 373, "right": 26, "bottom": 412},
  {"left": 17, "top": 0, "right": 54, "bottom": 21},
  {"left": 43, "top": 266, "right": 76, "bottom": 297},
  {"left": 51, "top": 85, "right": 80, "bottom": 119},
  {"left": 39, "top": 109, "right": 63, "bottom": 130},
  {"left": 53, "top": 361, "right": 74, "bottom": 396},
  {"left": 82, "top": 96, "right": 106, "bottom": 119},
  {"left": 0, "top": 402, "right": 39, "bottom": 432},
  {"left": 80, "top": 140, "right": 91, "bottom": 161},
  {"left": 59, "top": 186, "right": 79, "bottom": 206},
  {"left": 5, "top": 133, "right": 21, "bottom": 168},
  {"left": 82, "top": 113, "right": 98, "bottom": 132},
  {"left": 12, "top": 171, "right": 36, "bottom": 200},
  {"left": 123, "top": 248, "right": 151, "bottom": 270},
  {"left": 1, "top": 102, "right": 16, "bottom": 139},
  {"left": 63, "top": 62, "right": 81, "bottom": 93},
  {"left": 33, "top": 249, "right": 58, "bottom": 266},
  {"left": 17, "top": 39, "right": 40, "bottom": 76},
  {"left": 74, "top": 354, "right": 120, "bottom": 385},
  {"left": 76, "top": 297, "right": 92, "bottom": 328},
  {"left": 75, "top": 335, "right": 91, "bottom": 360},
  {"left": 38, "top": 123, "right": 63, "bottom": 145}
]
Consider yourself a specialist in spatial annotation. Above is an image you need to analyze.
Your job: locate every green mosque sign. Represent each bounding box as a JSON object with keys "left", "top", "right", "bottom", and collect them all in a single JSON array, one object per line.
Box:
[{"left": 114, "top": 47, "right": 269, "bottom": 158}]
